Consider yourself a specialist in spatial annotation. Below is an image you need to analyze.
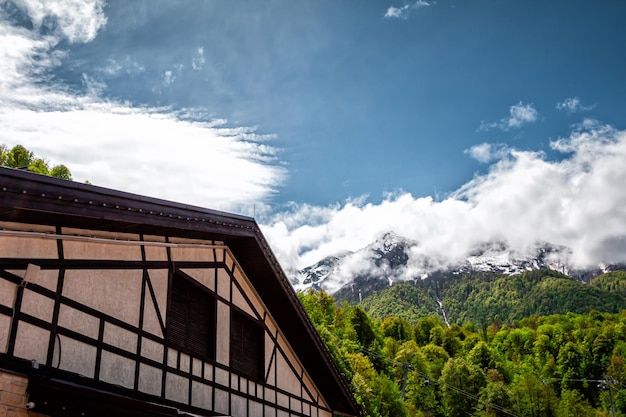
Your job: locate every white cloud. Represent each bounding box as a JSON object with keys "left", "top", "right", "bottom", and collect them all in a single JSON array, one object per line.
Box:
[
  {"left": 480, "top": 101, "right": 538, "bottom": 131},
  {"left": 385, "top": 5, "right": 409, "bottom": 19},
  {"left": 3, "top": 108, "right": 285, "bottom": 209},
  {"left": 0, "top": 0, "right": 285, "bottom": 213},
  {"left": 507, "top": 102, "right": 538, "bottom": 128},
  {"left": 12, "top": 0, "right": 107, "bottom": 43},
  {"left": 384, "top": 1, "right": 430, "bottom": 19},
  {"left": 465, "top": 142, "right": 510, "bottom": 163},
  {"left": 262, "top": 123, "right": 626, "bottom": 275},
  {"left": 556, "top": 97, "right": 594, "bottom": 113}
]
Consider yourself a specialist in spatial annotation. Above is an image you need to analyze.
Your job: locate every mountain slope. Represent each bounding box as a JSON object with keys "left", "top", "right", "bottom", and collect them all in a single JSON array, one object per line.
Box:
[
  {"left": 589, "top": 270, "right": 626, "bottom": 297},
  {"left": 359, "top": 269, "right": 626, "bottom": 324}
]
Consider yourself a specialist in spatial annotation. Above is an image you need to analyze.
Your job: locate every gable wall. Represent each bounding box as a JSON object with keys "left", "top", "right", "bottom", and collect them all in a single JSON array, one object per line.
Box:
[{"left": 0, "top": 222, "right": 334, "bottom": 417}]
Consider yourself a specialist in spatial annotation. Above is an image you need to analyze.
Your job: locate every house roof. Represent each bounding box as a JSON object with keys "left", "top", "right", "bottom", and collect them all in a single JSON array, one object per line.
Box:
[{"left": 0, "top": 166, "right": 360, "bottom": 417}]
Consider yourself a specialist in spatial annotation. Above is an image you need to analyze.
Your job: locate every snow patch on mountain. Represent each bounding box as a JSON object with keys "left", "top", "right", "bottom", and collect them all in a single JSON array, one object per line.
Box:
[
  {"left": 460, "top": 241, "right": 571, "bottom": 275},
  {"left": 293, "top": 254, "right": 346, "bottom": 293}
]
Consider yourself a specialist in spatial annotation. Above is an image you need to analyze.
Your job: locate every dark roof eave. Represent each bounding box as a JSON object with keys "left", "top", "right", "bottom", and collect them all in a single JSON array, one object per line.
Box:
[{"left": 0, "top": 167, "right": 257, "bottom": 239}]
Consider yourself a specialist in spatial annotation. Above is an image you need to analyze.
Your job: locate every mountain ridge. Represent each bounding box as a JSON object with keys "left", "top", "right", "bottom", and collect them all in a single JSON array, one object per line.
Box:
[{"left": 292, "top": 231, "right": 590, "bottom": 299}]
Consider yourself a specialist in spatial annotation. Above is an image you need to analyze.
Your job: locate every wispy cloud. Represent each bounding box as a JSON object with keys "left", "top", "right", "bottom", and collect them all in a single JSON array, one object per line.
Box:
[
  {"left": 262, "top": 122, "right": 626, "bottom": 274},
  {"left": 556, "top": 97, "right": 595, "bottom": 113},
  {"left": 384, "top": 1, "right": 430, "bottom": 19},
  {"left": 479, "top": 102, "right": 539, "bottom": 131},
  {"left": 81, "top": 73, "right": 106, "bottom": 96},
  {"left": 192, "top": 46, "right": 205, "bottom": 71},
  {"left": 0, "top": 0, "right": 285, "bottom": 213},
  {"left": 162, "top": 64, "right": 184, "bottom": 86},
  {"left": 385, "top": 5, "right": 410, "bottom": 19},
  {"left": 98, "top": 57, "right": 145, "bottom": 76},
  {"left": 162, "top": 70, "right": 175, "bottom": 85}
]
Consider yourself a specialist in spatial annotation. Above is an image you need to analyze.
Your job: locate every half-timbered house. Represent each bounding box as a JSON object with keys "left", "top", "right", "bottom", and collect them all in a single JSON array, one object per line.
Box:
[{"left": 0, "top": 167, "right": 359, "bottom": 417}]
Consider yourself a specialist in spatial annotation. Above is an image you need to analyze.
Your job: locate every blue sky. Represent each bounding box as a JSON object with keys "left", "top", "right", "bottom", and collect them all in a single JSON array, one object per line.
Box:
[{"left": 1, "top": 0, "right": 626, "bottom": 274}]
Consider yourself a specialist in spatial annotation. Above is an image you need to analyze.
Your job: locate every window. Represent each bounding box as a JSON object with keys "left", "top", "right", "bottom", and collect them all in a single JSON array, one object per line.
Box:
[
  {"left": 168, "top": 272, "right": 216, "bottom": 360},
  {"left": 230, "top": 309, "right": 264, "bottom": 380}
]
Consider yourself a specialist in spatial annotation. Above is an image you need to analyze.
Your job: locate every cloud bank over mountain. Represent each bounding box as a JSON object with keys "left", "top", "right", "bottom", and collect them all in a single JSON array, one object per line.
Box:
[{"left": 262, "top": 121, "right": 626, "bottom": 275}]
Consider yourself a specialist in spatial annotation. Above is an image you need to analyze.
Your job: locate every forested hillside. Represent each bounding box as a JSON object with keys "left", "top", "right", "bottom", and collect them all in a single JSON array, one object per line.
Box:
[
  {"left": 359, "top": 269, "right": 626, "bottom": 325},
  {"left": 299, "top": 289, "right": 626, "bottom": 417}
]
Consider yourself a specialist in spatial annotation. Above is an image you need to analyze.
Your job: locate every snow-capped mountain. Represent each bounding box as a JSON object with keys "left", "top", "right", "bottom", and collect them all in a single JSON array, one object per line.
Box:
[
  {"left": 293, "top": 255, "right": 344, "bottom": 290},
  {"left": 291, "top": 232, "right": 581, "bottom": 301},
  {"left": 292, "top": 232, "right": 416, "bottom": 294}
]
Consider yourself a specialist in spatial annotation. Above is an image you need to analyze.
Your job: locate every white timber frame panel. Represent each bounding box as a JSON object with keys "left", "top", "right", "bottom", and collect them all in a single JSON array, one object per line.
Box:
[{"left": 0, "top": 221, "right": 333, "bottom": 417}]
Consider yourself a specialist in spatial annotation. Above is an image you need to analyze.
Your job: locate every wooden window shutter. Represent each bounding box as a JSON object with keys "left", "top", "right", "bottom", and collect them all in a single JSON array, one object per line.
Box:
[
  {"left": 168, "top": 273, "right": 215, "bottom": 360},
  {"left": 230, "top": 309, "right": 264, "bottom": 380}
]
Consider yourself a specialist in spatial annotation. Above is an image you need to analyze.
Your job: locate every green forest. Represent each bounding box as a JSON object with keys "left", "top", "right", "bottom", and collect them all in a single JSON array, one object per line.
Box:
[
  {"left": 298, "top": 272, "right": 626, "bottom": 417},
  {"left": 359, "top": 270, "right": 626, "bottom": 325}
]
